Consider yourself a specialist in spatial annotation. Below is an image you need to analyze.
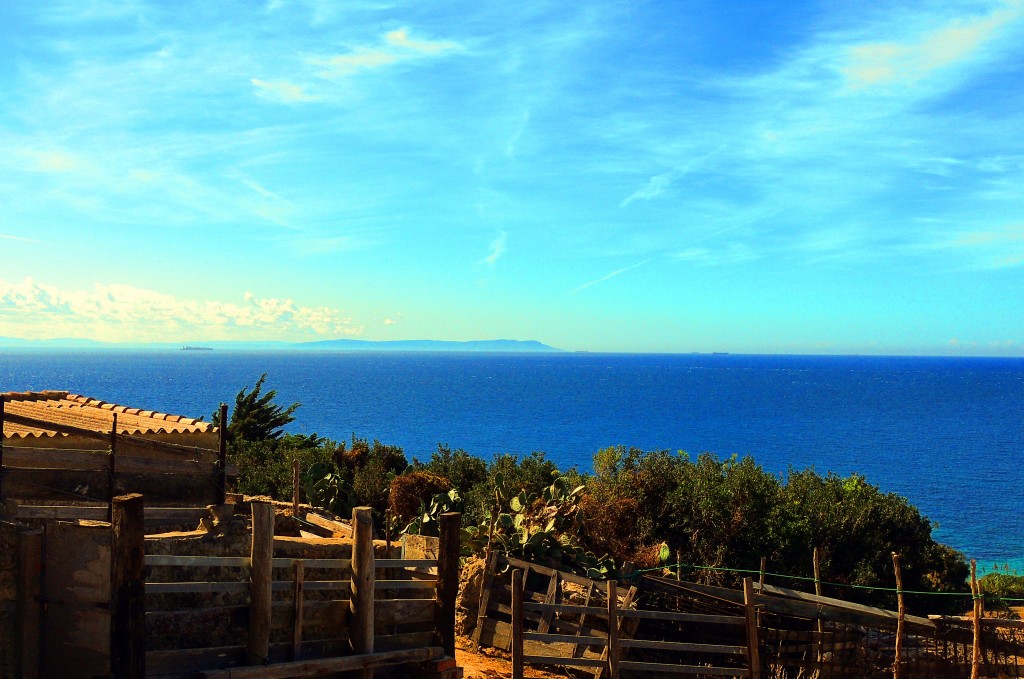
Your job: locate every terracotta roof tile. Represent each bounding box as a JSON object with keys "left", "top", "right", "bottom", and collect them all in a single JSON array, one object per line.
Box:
[{"left": 1, "top": 390, "right": 215, "bottom": 440}]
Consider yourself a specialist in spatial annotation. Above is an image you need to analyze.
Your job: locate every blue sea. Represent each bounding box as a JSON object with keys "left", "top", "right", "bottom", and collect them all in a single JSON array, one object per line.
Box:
[{"left": 2, "top": 350, "right": 1022, "bottom": 570}]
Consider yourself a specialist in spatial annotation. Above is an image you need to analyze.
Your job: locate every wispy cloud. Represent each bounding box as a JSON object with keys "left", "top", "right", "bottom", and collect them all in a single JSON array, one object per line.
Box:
[
  {"left": 0, "top": 278, "right": 362, "bottom": 342},
  {"left": 620, "top": 174, "right": 672, "bottom": 207},
  {"left": 938, "top": 223, "right": 1024, "bottom": 268},
  {"left": 384, "top": 28, "right": 458, "bottom": 55},
  {"left": 313, "top": 27, "right": 460, "bottom": 77},
  {"left": 19, "top": 149, "right": 89, "bottom": 174},
  {"left": 673, "top": 244, "right": 758, "bottom": 266},
  {"left": 842, "top": 4, "right": 1022, "bottom": 89},
  {"left": 480, "top": 231, "right": 508, "bottom": 267},
  {"left": 251, "top": 78, "right": 318, "bottom": 103},
  {"left": 570, "top": 259, "right": 650, "bottom": 294},
  {"left": 0, "top": 234, "right": 40, "bottom": 244}
]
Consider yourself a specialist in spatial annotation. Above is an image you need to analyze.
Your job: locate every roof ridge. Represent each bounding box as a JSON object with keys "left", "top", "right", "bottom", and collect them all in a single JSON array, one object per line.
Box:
[{"left": 1, "top": 390, "right": 70, "bottom": 402}]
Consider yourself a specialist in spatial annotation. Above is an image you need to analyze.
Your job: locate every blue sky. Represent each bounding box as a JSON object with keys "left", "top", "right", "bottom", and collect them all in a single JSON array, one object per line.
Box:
[{"left": 0, "top": 0, "right": 1022, "bottom": 354}]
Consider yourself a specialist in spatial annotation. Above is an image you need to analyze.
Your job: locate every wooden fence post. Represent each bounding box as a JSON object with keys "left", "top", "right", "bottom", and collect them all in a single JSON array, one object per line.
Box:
[
  {"left": 351, "top": 506, "right": 375, "bottom": 679},
  {"left": 744, "top": 577, "right": 762, "bottom": 679},
  {"left": 110, "top": 493, "right": 145, "bottom": 679},
  {"left": 218, "top": 403, "right": 228, "bottom": 504},
  {"left": 759, "top": 557, "right": 766, "bottom": 588},
  {"left": 108, "top": 413, "right": 118, "bottom": 522},
  {"left": 436, "top": 512, "right": 461, "bottom": 658},
  {"left": 474, "top": 504, "right": 498, "bottom": 644},
  {"left": 18, "top": 529, "right": 43, "bottom": 679},
  {"left": 676, "top": 550, "right": 682, "bottom": 581},
  {"left": 292, "top": 459, "right": 301, "bottom": 517},
  {"left": 970, "top": 559, "right": 982, "bottom": 679},
  {"left": 511, "top": 568, "right": 524, "bottom": 679},
  {"left": 292, "top": 560, "right": 305, "bottom": 661},
  {"left": 814, "top": 546, "right": 824, "bottom": 665},
  {"left": 607, "top": 579, "right": 620, "bottom": 679},
  {"left": 892, "top": 552, "right": 905, "bottom": 679},
  {"left": 247, "top": 501, "right": 274, "bottom": 666},
  {"left": 1, "top": 395, "right": 6, "bottom": 507}
]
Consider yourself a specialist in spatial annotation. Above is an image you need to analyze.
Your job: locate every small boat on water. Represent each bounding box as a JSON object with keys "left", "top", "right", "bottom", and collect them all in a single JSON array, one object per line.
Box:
[{"left": 181, "top": 345, "right": 213, "bottom": 351}]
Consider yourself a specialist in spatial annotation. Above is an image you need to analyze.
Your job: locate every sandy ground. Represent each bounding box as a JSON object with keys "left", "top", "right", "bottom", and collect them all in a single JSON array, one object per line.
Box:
[{"left": 456, "top": 638, "right": 567, "bottom": 679}]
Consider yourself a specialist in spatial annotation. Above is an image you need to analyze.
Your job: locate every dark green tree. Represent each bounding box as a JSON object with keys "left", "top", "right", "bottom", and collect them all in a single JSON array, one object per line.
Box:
[{"left": 213, "top": 373, "right": 300, "bottom": 443}]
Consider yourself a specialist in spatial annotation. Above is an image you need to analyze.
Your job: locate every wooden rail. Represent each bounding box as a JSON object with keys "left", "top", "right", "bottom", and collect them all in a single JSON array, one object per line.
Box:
[
  {"left": 510, "top": 570, "right": 757, "bottom": 679},
  {"left": 135, "top": 501, "right": 460, "bottom": 677}
]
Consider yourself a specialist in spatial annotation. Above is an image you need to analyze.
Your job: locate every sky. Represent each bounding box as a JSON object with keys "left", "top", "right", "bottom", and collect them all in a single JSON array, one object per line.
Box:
[{"left": 0, "top": 0, "right": 1023, "bottom": 355}]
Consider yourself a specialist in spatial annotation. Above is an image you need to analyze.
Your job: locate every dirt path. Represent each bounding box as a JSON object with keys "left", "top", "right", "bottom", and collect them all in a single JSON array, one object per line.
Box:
[{"left": 456, "top": 638, "right": 566, "bottom": 679}]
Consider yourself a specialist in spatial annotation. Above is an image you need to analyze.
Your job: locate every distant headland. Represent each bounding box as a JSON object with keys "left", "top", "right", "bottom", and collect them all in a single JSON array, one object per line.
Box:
[{"left": 0, "top": 336, "right": 562, "bottom": 353}]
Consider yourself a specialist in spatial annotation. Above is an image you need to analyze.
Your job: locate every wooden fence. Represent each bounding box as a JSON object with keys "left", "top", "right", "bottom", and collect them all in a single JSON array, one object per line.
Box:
[
  {"left": 107, "top": 495, "right": 460, "bottom": 679},
  {"left": 473, "top": 552, "right": 640, "bottom": 677},
  {"left": 644, "top": 575, "right": 1024, "bottom": 678},
  {"left": 0, "top": 403, "right": 232, "bottom": 512},
  {"left": 509, "top": 568, "right": 759, "bottom": 679},
  {"left": 474, "top": 558, "right": 1024, "bottom": 679}
]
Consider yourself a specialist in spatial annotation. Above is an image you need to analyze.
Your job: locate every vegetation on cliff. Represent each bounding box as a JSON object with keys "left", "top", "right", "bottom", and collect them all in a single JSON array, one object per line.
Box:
[{"left": 223, "top": 377, "right": 970, "bottom": 612}]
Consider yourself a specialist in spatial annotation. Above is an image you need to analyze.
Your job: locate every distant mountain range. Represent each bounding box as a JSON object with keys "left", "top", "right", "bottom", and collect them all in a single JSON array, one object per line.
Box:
[{"left": 0, "top": 336, "right": 562, "bottom": 353}]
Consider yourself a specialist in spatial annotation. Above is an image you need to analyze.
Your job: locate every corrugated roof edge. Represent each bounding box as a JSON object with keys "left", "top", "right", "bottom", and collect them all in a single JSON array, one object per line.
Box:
[{"left": 1, "top": 390, "right": 216, "bottom": 439}]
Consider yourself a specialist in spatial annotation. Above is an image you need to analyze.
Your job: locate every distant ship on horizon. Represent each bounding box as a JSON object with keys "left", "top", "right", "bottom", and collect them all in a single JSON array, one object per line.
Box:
[{"left": 180, "top": 345, "right": 213, "bottom": 351}]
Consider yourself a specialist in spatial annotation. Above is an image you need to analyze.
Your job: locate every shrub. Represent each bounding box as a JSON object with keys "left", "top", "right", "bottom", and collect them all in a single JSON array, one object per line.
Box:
[{"left": 389, "top": 471, "right": 453, "bottom": 523}]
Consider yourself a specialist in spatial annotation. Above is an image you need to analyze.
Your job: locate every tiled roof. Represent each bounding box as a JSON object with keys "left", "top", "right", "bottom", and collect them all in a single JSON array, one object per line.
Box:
[{"left": 1, "top": 390, "right": 215, "bottom": 440}]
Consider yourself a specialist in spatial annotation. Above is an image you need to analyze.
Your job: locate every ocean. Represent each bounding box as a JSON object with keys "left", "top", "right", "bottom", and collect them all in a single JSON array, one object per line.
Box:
[{"left": 2, "top": 350, "right": 1022, "bottom": 569}]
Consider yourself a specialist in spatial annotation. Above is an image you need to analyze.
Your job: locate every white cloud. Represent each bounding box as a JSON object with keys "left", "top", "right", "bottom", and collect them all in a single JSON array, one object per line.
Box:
[
  {"left": 251, "top": 78, "right": 318, "bottom": 103},
  {"left": 312, "top": 27, "right": 460, "bottom": 77},
  {"left": 0, "top": 234, "right": 40, "bottom": 244},
  {"left": 384, "top": 28, "right": 458, "bottom": 55},
  {"left": 673, "top": 244, "right": 758, "bottom": 266},
  {"left": 0, "top": 278, "right": 362, "bottom": 342},
  {"left": 939, "top": 223, "right": 1024, "bottom": 268},
  {"left": 843, "top": 5, "right": 1021, "bottom": 89},
  {"left": 570, "top": 259, "right": 650, "bottom": 294},
  {"left": 620, "top": 174, "right": 672, "bottom": 207},
  {"left": 481, "top": 231, "right": 508, "bottom": 267},
  {"left": 20, "top": 149, "right": 89, "bottom": 173}
]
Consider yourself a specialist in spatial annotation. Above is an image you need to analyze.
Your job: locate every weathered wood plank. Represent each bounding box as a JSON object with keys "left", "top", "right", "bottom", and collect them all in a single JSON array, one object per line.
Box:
[
  {"left": 436, "top": 512, "right": 461, "bottom": 658},
  {"left": 521, "top": 602, "right": 607, "bottom": 617},
  {"left": 18, "top": 529, "right": 43, "bottom": 679},
  {"left": 744, "top": 577, "right": 761, "bottom": 679},
  {"left": 619, "top": 661, "right": 749, "bottom": 676},
  {"left": 304, "top": 511, "right": 353, "bottom": 537},
  {"left": 512, "top": 569, "right": 524, "bottom": 679},
  {"left": 375, "top": 579, "right": 436, "bottom": 589},
  {"left": 374, "top": 631, "right": 437, "bottom": 651},
  {"left": 292, "top": 560, "right": 304, "bottom": 661},
  {"left": 147, "top": 581, "right": 250, "bottom": 594},
  {"left": 376, "top": 598, "right": 434, "bottom": 627},
  {"left": 197, "top": 646, "right": 443, "bottom": 679},
  {"left": 524, "top": 655, "right": 607, "bottom": 669},
  {"left": 350, "top": 506, "right": 374, "bottom": 679},
  {"left": 608, "top": 579, "right": 620, "bottom": 679},
  {"left": 755, "top": 582, "right": 934, "bottom": 631},
  {"left": 111, "top": 493, "right": 146, "bottom": 679},
  {"left": 375, "top": 559, "right": 437, "bottom": 569},
  {"left": 146, "top": 555, "right": 251, "bottom": 568},
  {"left": 247, "top": 501, "right": 274, "bottom": 665},
  {"left": 271, "top": 557, "right": 350, "bottom": 569},
  {"left": 524, "top": 633, "right": 606, "bottom": 646},
  {"left": 621, "top": 639, "right": 747, "bottom": 654},
  {"left": 472, "top": 550, "right": 499, "bottom": 647}
]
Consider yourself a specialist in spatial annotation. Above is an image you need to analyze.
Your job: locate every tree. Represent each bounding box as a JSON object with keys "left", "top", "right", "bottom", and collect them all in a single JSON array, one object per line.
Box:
[{"left": 213, "top": 374, "right": 300, "bottom": 443}]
